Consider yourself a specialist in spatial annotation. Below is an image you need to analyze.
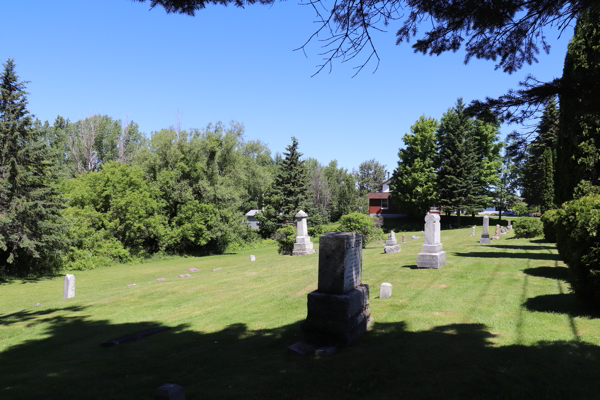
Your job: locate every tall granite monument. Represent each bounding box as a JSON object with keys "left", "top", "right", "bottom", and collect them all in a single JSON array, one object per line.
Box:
[
  {"left": 289, "top": 232, "right": 372, "bottom": 354},
  {"left": 416, "top": 214, "right": 446, "bottom": 269},
  {"left": 480, "top": 215, "right": 491, "bottom": 244},
  {"left": 292, "top": 210, "right": 315, "bottom": 256},
  {"left": 384, "top": 231, "right": 401, "bottom": 253}
]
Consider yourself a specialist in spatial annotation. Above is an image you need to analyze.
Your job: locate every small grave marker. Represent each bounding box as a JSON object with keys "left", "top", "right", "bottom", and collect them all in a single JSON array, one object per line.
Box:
[
  {"left": 64, "top": 274, "right": 76, "bottom": 299},
  {"left": 380, "top": 282, "right": 392, "bottom": 299},
  {"left": 179, "top": 274, "right": 191, "bottom": 278},
  {"left": 127, "top": 283, "right": 137, "bottom": 287},
  {"left": 156, "top": 278, "right": 166, "bottom": 281},
  {"left": 212, "top": 268, "right": 223, "bottom": 272},
  {"left": 249, "top": 255, "right": 256, "bottom": 261},
  {"left": 188, "top": 268, "right": 199, "bottom": 272}
]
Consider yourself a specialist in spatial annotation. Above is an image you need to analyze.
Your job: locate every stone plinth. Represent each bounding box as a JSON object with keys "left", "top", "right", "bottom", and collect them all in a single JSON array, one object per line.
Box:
[
  {"left": 480, "top": 215, "right": 491, "bottom": 243},
  {"left": 293, "top": 231, "right": 372, "bottom": 350},
  {"left": 384, "top": 244, "right": 401, "bottom": 253},
  {"left": 292, "top": 210, "right": 315, "bottom": 256},
  {"left": 380, "top": 282, "right": 392, "bottom": 299},
  {"left": 64, "top": 274, "right": 76, "bottom": 299},
  {"left": 416, "top": 214, "right": 446, "bottom": 269},
  {"left": 318, "top": 232, "right": 362, "bottom": 294}
]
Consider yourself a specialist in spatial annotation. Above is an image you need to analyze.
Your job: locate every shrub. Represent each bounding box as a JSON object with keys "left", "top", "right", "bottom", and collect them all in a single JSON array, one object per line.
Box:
[
  {"left": 555, "top": 195, "right": 600, "bottom": 306},
  {"left": 275, "top": 225, "right": 296, "bottom": 255},
  {"left": 337, "top": 213, "right": 381, "bottom": 248},
  {"left": 308, "top": 225, "right": 325, "bottom": 237},
  {"left": 512, "top": 217, "right": 543, "bottom": 238},
  {"left": 541, "top": 209, "right": 560, "bottom": 243}
]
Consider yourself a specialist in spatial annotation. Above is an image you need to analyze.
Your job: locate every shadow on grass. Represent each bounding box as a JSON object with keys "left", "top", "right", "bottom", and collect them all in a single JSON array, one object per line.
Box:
[
  {"left": 524, "top": 293, "right": 600, "bottom": 318},
  {"left": 1, "top": 311, "right": 600, "bottom": 399},
  {"left": 0, "top": 306, "right": 88, "bottom": 326},
  {"left": 523, "top": 266, "right": 570, "bottom": 281},
  {"left": 0, "top": 273, "right": 63, "bottom": 285},
  {"left": 454, "top": 252, "right": 561, "bottom": 261},
  {"left": 486, "top": 245, "right": 557, "bottom": 251}
]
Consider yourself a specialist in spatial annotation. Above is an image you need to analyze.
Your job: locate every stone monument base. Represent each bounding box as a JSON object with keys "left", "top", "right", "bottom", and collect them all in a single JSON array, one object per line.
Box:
[
  {"left": 480, "top": 234, "right": 491, "bottom": 244},
  {"left": 292, "top": 241, "right": 315, "bottom": 256},
  {"left": 301, "top": 285, "right": 372, "bottom": 348},
  {"left": 416, "top": 251, "right": 446, "bottom": 269},
  {"left": 384, "top": 244, "right": 401, "bottom": 253}
]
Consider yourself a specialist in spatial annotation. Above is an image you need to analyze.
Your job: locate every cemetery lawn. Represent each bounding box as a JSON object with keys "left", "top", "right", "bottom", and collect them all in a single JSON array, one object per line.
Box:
[{"left": 2, "top": 228, "right": 600, "bottom": 399}]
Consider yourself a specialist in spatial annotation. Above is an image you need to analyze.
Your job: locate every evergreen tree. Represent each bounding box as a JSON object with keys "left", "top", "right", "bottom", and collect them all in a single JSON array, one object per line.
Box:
[
  {"left": 271, "top": 137, "right": 309, "bottom": 224},
  {"left": 0, "top": 59, "right": 67, "bottom": 276},
  {"left": 391, "top": 115, "right": 438, "bottom": 217},
  {"left": 436, "top": 99, "right": 479, "bottom": 227},
  {"left": 556, "top": 9, "right": 600, "bottom": 204},
  {"left": 541, "top": 147, "right": 556, "bottom": 213}
]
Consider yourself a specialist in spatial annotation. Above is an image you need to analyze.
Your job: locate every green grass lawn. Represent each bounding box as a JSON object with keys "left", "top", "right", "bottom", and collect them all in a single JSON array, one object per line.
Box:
[{"left": 2, "top": 228, "right": 600, "bottom": 399}]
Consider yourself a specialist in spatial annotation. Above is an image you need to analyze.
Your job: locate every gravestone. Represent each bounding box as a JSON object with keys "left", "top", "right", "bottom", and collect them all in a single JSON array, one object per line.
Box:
[
  {"left": 469, "top": 225, "right": 476, "bottom": 236},
  {"left": 416, "top": 214, "right": 446, "bottom": 269},
  {"left": 290, "top": 232, "right": 372, "bottom": 354},
  {"left": 380, "top": 282, "right": 392, "bottom": 299},
  {"left": 155, "top": 384, "right": 185, "bottom": 400},
  {"left": 156, "top": 278, "right": 166, "bottom": 281},
  {"left": 401, "top": 234, "right": 407, "bottom": 243},
  {"left": 494, "top": 224, "right": 501, "bottom": 239},
  {"left": 179, "top": 274, "right": 191, "bottom": 278},
  {"left": 508, "top": 220, "right": 513, "bottom": 230},
  {"left": 188, "top": 268, "right": 199, "bottom": 272},
  {"left": 127, "top": 283, "right": 136, "bottom": 287},
  {"left": 384, "top": 231, "right": 401, "bottom": 253},
  {"left": 64, "top": 274, "right": 76, "bottom": 299},
  {"left": 480, "top": 215, "right": 491, "bottom": 244},
  {"left": 292, "top": 210, "right": 315, "bottom": 256},
  {"left": 249, "top": 255, "right": 256, "bottom": 261}
]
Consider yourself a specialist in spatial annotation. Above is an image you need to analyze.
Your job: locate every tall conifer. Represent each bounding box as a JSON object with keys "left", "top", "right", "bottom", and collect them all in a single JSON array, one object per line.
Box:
[
  {"left": 0, "top": 59, "right": 66, "bottom": 275},
  {"left": 272, "top": 137, "right": 309, "bottom": 224}
]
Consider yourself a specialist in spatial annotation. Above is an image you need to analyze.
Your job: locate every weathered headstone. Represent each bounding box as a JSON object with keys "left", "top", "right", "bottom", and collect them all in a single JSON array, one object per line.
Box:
[
  {"left": 64, "top": 274, "right": 76, "bottom": 299},
  {"left": 494, "top": 224, "right": 501, "bottom": 239},
  {"left": 290, "top": 232, "right": 372, "bottom": 353},
  {"left": 249, "top": 255, "right": 256, "bottom": 261},
  {"left": 212, "top": 268, "right": 222, "bottom": 272},
  {"left": 127, "top": 283, "right": 136, "bottom": 287},
  {"left": 480, "top": 215, "right": 491, "bottom": 244},
  {"left": 187, "top": 268, "right": 199, "bottom": 272},
  {"left": 156, "top": 278, "right": 166, "bottom": 281},
  {"left": 469, "top": 225, "right": 476, "bottom": 236},
  {"left": 401, "top": 234, "right": 407, "bottom": 243},
  {"left": 155, "top": 383, "right": 185, "bottom": 400},
  {"left": 508, "top": 220, "right": 513, "bottom": 230},
  {"left": 411, "top": 235, "right": 421, "bottom": 240},
  {"left": 292, "top": 210, "right": 316, "bottom": 256},
  {"left": 416, "top": 214, "right": 446, "bottom": 269},
  {"left": 501, "top": 226, "right": 508, "bottom": 235},
  {"left": 179, "top": 274, "right": 191, "bottom": 278},
  {"left": 380, "top": 282, "right": 392, "bottom": 299},
  {"left": 384, "top": 231, "right": 401, "bottom": 253}
]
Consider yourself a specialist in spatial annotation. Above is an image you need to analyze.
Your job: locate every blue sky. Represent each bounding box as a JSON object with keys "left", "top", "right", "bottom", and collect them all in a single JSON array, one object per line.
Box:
[{"left": 3, "top": 0, "right": 573, "bottom": 173}]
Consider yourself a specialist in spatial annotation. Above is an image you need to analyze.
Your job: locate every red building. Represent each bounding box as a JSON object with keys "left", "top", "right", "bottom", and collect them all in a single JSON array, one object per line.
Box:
[{"left": 367, "top": 179, "right": 405, "bottom": 217}]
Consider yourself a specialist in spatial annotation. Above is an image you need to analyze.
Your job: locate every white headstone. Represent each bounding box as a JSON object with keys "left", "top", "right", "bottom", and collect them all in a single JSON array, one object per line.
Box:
[
  {"left": 480, "top": 215, "right": 491, "bottom": 243},
  {"left": 385, "top": 231, "right": 397, "bottom": 246},
  {"left": 249, "top": 255, "right": 256, "bottom": 261},
  {"left": 416, "top": 214, "right": 446, "bottom": 268},
  {"left": 470, "top": 225, "right": 476, "bottom": 236},
  {"left": 64, "top": 274, "right": 76, "bottom": 299},
  {"left": 292, "top": 210, "right": 315, "bottom": 256},
  {"left": 380, "top": 282, "right": 392, "bottom": 299},
  {"left": 495, "top": 224, "right": 501, "bottom": 239}
]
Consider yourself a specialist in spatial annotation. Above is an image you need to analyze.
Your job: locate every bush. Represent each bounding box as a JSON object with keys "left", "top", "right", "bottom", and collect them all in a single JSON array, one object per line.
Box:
[
  {"left": 541, "top": 209, "right": 560, "bottom": 243},
  {"left": 555, "top": 195, "right": 600, "bottom": 306},
  {"left": 275, "top": 225, "right": 296, "bottom": 255},
  {"left": 308, "top": 225, "right": 325, "bottom": 237},
  {"left": 512, "top": 217, "right": 543, "bottom": 238},
  {"left": 337, "top": 213, "right": 381, "bottom": 248}
]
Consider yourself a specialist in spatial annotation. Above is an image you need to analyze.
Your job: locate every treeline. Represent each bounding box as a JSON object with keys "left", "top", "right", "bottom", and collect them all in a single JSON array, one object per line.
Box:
[{"left": 0, "top": 59, "right": 387, "bottom": 277}]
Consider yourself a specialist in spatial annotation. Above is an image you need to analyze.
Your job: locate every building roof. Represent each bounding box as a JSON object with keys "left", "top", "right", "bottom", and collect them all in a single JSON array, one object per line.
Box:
[
  {"left": 245, "top": 209, "right": 262, "bottom": 217},
  {"left": 368, "top": 192, "right": 392, "bottom": 199}
]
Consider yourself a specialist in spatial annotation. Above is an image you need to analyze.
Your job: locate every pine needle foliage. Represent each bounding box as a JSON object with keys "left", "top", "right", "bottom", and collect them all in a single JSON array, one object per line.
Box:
[{"left": 0, "top": 59, "right": 67, "bottom": 276}]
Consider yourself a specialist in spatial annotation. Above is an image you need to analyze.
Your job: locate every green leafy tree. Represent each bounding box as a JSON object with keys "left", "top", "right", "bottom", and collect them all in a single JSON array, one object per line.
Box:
[
  {"left": 556, "top": 9, "right": 600, "bottom": 204},
  {"left": 0, "top": 59, "right": 67, "bottom": 275},
  {"left": 324, "top": 160, "right": 363, "bottom": 221},
  {"left": 494, "top": 154, "right": 519, "bottom": 220},
  {"left": 355, "top": 158, "right": 386, "bottom": 196},
  {"left": 391, "top": 115, "right": 438, "bottom": 217}
]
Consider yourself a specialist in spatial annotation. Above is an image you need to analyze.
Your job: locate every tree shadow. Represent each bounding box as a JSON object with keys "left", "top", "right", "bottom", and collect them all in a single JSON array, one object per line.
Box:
[
  {"left": 523, "top": 266, "right": 570, "bottom": 281},
  {"left": 0, "top": 305, "right": 88, "bottom": 326},
  {"left": 454, "top": 252, "right": 561, "bottom": 261},
  {"left": 487, "top": 245, "right": 557, "bottom": 251},
  {"left": 2, "top": 310, "right": 600, "bottom": 399},
  {"left": 524, "top": 293, "right": 600, "bottom": 318},
  {"left": 0, "top": 273, "right": 63, "bottom": 285}
]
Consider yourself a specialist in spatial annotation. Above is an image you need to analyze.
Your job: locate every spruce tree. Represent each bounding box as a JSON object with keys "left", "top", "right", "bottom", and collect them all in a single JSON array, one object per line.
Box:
[
  {"left": 271, "top": 137, "right": 309, "bottom": 224},
  {"left": 541, "top": 147, "right": 556, "bottom": 213},
  {"left": 0, "top": 59, "right": 67, "bottom": 276},
  {"left": 556, "top": 9, "right": 600, "bottom": 203}
]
